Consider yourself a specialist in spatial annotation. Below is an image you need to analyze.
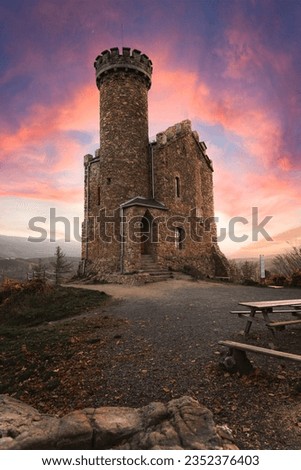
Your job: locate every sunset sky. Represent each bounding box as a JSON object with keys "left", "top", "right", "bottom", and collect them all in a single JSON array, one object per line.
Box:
[{"left": 1, "top": 0, "right": 301, "bottom": 257}]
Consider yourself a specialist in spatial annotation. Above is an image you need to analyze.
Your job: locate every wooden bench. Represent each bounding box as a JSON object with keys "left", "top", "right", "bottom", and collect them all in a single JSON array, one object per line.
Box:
[
  {"left": 219, "top": 340, "right": 301, "bottom": 362},
  {"left": 230, "top": 308, "right": 301, "bottom": 338},
  {"left": 230, "top": 311, "right": 301, "bottom": 330},
  {"left": 230, "top": 309, "right": 300, "bottom": 315},
  {"left": 267, "top": 319, "right": 301, "bottom": 328},
  {"left": 230, "top": 310, "right": 260, "bottom": 315},
  {"left": 218, "top": 340, "right": 301, "bottom": 375}
]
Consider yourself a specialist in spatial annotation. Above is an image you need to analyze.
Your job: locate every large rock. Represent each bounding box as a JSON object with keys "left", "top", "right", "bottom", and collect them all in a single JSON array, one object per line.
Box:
[{"left": 0, "top": 395, "right": 237, "bottom": 450}]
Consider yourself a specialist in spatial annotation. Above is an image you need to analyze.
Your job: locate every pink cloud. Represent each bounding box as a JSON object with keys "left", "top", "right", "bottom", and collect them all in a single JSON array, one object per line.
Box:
[
  {"left": 214, "top": 160, "right": 301, "bottom": 213},
  {"left": 278, "top": 156, "right": 293, "bottom": 172},
  {"left": 149, "top": 68, "right": 199, "bottom": 134},
  {"left": 0, "top": 83, "right": 98, "bottom": 201},
  {"left": 147, "top": 48, "right": 301, "bottom": 240},
  {"left": 193, "top": 86, "right": 287, "bottom": 170},
  {"left": 213, "top": 19, "right": 300, "bottom": 170},
  {"left": 1, "top": 40, "right": 300, "bottom": 234},
  {"left": 150, "top": 62, "right": 281, "bottom": 169},
  {"left": 219, "top": 25, "right": 292, "bottom": 81},
  {"left": 0, "top": 184, "right": 82, "bottom": 202}
]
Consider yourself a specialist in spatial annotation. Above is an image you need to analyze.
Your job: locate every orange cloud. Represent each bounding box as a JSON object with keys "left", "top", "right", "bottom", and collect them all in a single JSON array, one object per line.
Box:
[
  {"left": 0, "top": 185, "right": 83, "bottom": 202},
  {"left": 214, "top": 161, "right": 301, "bottom": 214},
  {"left": 150, "top": 50, "right": 297, "bottom": 176},
  {"left": 0, "top": 82, "right": 99, "bottom": 201},
  {"left": 1, "top": 43, "right": 300, "bottom": 233},
  {"left": 278, "top": 156, "right": 293, "bottom": 172},
  {"left": 146, "top": 49, "right": 301, "bottom": 245}
]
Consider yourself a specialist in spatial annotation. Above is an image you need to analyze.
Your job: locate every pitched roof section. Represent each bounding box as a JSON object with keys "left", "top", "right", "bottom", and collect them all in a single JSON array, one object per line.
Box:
[{"left": 121, "top": 197, "right": 168, "bottom": 210}]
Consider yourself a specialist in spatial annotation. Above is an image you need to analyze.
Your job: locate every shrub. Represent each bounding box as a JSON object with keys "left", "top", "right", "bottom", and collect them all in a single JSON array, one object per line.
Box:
[
  {"left": 267, "top": 274, "right": 287, "bottom": 286},
  {"left": 290, "top": 270, "right": 301, "bottom": 288}
]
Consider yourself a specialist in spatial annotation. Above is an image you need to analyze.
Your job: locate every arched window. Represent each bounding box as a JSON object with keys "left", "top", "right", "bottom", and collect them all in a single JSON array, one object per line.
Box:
[
  {"left": 175, "top": 176, "right": 180, "bottom": 198},
  {"left": 175, "top": 227, "right": 185, "bottom": 250},
  {"left": 141, "top": 210, "right": 153, "bottom": 255}
]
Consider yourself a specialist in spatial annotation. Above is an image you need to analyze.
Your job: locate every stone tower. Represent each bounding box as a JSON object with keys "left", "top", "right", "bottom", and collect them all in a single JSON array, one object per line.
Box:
[
  {"left": 82, "top": 47, "right": 229, "bottom": 279},
  {"left": 82, "top": 48, "right": 154, "bottom": 273},
  {"left": 95, "top": 47, "right": 152, "bottom": 199}
]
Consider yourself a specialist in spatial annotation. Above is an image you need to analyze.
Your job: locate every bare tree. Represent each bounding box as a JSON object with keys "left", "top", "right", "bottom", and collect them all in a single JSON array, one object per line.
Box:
[{"left": 273, "top": 246, "right": 301, "bottom": 277}]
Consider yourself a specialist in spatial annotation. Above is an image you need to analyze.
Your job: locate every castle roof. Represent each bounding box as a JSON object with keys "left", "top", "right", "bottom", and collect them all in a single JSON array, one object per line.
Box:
[
  {"left": 94, "top": 47, "right": 152, "bottom": 90},
  {"left": 121, "top": 197, "right": 167, "bottom": 211}
]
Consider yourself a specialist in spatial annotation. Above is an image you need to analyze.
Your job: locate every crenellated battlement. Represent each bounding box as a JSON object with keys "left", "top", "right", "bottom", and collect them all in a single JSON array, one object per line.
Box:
[
  {"left": 154, "top": 119, "right": 213, "bottom": 170},
  {"left": 94, "top": 47, "right": 153, "bottom": 90},
  {"left": 155, "top": 120, "right": 192, "bottom": 146}
]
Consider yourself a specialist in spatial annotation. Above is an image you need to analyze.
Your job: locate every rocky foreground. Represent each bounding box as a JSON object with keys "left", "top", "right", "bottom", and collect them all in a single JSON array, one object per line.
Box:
[{"left": 0, "top": 395, "right": 237, "bottom": 450}]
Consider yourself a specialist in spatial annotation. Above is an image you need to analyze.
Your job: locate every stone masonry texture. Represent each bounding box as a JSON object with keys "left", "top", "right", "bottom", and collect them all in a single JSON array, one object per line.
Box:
[{"left": 81, "top": 47, "right": 229, "bottom": 279}]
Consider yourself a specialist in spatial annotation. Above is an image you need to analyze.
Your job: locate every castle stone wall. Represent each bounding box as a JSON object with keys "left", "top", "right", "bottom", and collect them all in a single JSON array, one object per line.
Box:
[
  {"left": 151, "top": 120, "right": 221, "bottom": 276},
  {"left": 81, "top": 48, "right": 229, "bottom": 279}
]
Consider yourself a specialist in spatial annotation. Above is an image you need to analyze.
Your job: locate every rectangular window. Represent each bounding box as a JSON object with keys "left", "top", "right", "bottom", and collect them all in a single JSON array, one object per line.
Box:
[
  {"left": 175, "top": 176, "right": 180, "bottom": 198},
  {"left": 175, "top": 227, "right": 185, "bottom": 250},
  {"left": 97, "top": 186, "right": 101, "bottom": 205}
]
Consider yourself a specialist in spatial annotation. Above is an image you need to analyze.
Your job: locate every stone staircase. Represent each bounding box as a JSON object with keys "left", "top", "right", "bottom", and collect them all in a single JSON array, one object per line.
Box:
[{"left": 140, "top": 255, "right": 173, "bottom": 282}]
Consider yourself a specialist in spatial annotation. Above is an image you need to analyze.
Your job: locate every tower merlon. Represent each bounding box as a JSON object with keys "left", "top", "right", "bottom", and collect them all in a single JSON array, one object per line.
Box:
[
  {"left": 83, "top": 154, "right": 94, "bottom": 166},
  {"left": 94, "top": 47, "right": 153, "bottom": 90},
  {"left": 155, "top": 120, "right": 192, "bottom": 146}
]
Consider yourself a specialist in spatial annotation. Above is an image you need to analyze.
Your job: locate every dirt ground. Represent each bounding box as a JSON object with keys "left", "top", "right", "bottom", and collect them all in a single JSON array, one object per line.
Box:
[
  {"left": 67, "top": 276, "right": 301, "bottom": 450},
  {"left": 2, "top": 276, "right": 301, "bottom": 450}
]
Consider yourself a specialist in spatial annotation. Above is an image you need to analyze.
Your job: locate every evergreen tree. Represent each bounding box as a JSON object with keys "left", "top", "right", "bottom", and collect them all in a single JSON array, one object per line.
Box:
[
  {"left": 51, "top": 246, "right": 72, "bottom": 285},
  {"left": 240, "top": 260, "right": 258, "bottom": 282},
  {"left": 35, "top": 258, "right": 46, "bottom": 280}
]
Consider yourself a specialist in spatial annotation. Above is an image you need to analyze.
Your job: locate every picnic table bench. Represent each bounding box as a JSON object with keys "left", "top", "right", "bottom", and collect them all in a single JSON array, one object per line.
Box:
[
  {"left": 219, "top": 340, "right": 301, "bottom": 375},
  {"left": 231, "top": 299, "right": 301, "bottom": 336},
  {"left": 219, "top": 299, "right": 301, "bottom": 374}
]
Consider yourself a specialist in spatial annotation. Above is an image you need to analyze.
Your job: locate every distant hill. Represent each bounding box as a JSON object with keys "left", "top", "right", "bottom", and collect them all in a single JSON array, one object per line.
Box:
[
  {"left": 0, "top": 234, "right": 81, "bottom": 259},
  {"left": 0, "top": 256, "right": 80, "bottom": 282}
]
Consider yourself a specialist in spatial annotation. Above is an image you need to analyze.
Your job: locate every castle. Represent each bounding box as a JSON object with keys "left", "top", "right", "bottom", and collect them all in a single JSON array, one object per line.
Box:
[{"left": 81, "top": 47, "right": 228, "bottom": 279}]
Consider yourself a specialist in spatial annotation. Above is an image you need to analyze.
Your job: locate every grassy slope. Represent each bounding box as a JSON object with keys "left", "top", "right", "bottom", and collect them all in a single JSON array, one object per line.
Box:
[
  {"left": 0, "top": 280, "right": 109, "bottom": 328},
  {"left": 0, "top": 281, "right": 122, "bottom": 404}
]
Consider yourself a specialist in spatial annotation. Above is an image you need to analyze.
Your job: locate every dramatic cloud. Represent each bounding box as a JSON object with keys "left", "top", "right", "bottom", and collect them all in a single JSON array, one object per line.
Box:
[
  {"left": 0, "top": 0, "right": 301, "bottom": 256},
  {"left": 0, "top": 78, "right": 100, "bottom": 200}
]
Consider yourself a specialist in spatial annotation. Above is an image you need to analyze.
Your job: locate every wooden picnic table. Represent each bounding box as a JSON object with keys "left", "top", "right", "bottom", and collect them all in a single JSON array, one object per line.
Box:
[
  {"left": 218, "top": 299, "right": 301, "bottom": 374},
  {"left": 235, "top": 299, "right": 301, "bottom": 336}
]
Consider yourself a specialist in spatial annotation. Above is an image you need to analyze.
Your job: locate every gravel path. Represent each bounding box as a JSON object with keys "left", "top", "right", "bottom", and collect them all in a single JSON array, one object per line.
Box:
[
  {"left": 72, "top": 275, "right": 301, "bottom": 358},
  {"left": 70, "top": 277, "right": 301, "bottom": 449}
]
